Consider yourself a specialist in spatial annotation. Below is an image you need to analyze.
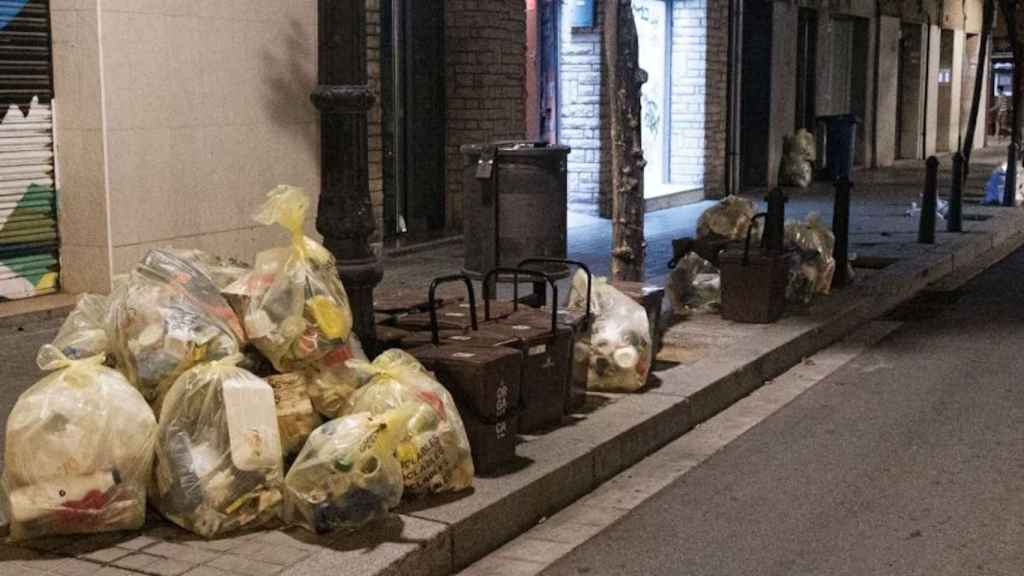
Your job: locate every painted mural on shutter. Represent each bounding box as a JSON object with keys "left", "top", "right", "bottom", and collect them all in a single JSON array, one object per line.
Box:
[{"left": 0, "top": 0, "right": 58, "bottom": 300}]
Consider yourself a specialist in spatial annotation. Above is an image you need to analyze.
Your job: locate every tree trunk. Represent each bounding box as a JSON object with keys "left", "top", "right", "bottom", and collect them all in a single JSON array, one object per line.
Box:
[
  {"left": 962, "top": 0, "right": 994, "bottom": 171},
  {"left": 604, "top": 0, "right": 647, "bottom": 281}
]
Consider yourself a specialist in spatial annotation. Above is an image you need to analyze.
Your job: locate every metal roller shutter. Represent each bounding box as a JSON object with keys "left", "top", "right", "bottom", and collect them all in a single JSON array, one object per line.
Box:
[{"left": 0, "top": 0, "right": 57, "bottom": 300}]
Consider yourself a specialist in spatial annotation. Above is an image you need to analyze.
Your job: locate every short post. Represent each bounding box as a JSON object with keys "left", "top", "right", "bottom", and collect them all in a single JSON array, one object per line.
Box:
[
  {"left": 832, "top": 177, "right": 852, "bottom": 288},
  {"left": 1004, "top": 142, "right": 1019, "bottom": 207},
  {"left": 919, "top": 156, "right": 938, "bottom": 244},
  {"left": 948, "top": 152, "right": 963, "bottom": 233}
]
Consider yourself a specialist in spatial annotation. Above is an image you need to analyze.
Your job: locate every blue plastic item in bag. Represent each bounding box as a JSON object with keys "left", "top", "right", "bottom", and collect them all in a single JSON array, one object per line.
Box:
[{"left": 983, "top": 167, "right": 1006, "bottom": 205}]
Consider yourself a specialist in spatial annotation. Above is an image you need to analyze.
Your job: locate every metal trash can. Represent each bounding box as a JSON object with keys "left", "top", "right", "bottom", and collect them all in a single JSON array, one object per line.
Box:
[
  {"left": 816, "top": 114, "right": 860, "bottom": 181},
  {"left": 461, "top": 141, "right": 571, "bottom": 280}
]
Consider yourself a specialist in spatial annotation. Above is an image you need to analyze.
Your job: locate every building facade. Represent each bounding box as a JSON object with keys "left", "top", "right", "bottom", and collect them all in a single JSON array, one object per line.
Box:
[{"left": 0, "top": 0, "right": 997, "bottom": 300}]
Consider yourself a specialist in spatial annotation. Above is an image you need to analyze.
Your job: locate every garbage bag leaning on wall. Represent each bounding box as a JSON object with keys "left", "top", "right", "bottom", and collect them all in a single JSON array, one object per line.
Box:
[
  {"left": 783, "top": 213, "right": 837, "bottom": 304},
  {"left": 283, "top": 407, "right": 413, "bottom": 534},
  {"left": 39, "top": 293, "right": 111, "bottom": 366},
  {"left": 345, "top": 350, "right": 474, "bottom": 495},
  {"left": 151, "top": 356, "right": 283, "bottom": 538},
  {"left": 108, "top": 249, "right": 246, "bottom": 405},
  {"left": 4, "top": 346, "right": 157, "bottom": 541},
  {"left": 696, "top": 196, "right": 760, "bottom": 242},
  {"left": 567, "top": 271, "right": 652, "bottom": 392},
  {"left": 225, "top": 186, "right": 355, "bottom": 373}
]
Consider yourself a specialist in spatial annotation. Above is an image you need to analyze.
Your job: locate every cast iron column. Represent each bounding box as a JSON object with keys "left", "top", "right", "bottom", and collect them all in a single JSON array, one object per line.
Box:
[{"left": 312, "top": 0, "right": 382, "bottom": 354}]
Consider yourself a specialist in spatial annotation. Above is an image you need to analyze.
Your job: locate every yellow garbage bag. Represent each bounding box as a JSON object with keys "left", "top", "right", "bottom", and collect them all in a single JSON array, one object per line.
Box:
[
  {"left": 283, "top": 407, "right": 413, "bottom": 533},
  {"left": 225, "top": 186, "right": 355, "bottom": 373},
  {"left": 151, "top": 356, "right": 284, "bottom": 538},
  {"left": 108, "top": 249, "right": 246, "bottom": 405},
  {"left": 39, "top": 293, "right": 111, "bottom": 365},
  {"left": 304, "top": 333, "right": 369, "bottom": 419},
  {"left": 345, "top": 350, "right": 474, "bottom": 495},
  {"left": 3, "top": 346, "right": 157, "bottom": 541}
]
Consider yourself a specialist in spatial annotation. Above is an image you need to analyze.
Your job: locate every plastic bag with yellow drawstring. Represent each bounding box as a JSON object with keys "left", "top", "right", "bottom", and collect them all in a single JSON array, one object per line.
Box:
[
  {"left": 150, "top": 355, "right": 284, "bottom": 538},
  {"left": 3, "top": 346, "right": 157, "bottom": 541},
  {"left": 344, "top": 350, "right": 474, "bottom": 495},
  {"left": 283, "top": 406, "right": 414, "bottom": 533},
  {"left": 225, "top": 186, "right": 356, "bottom": 379},
  {"left": 783, "top": 213, "right": 838, "bottom": 303}
]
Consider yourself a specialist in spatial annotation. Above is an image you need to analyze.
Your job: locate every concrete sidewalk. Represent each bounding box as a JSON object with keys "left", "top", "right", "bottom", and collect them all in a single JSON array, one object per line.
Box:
[{"left": 1, "top": 146, "right": 1022, "bottom": 576}]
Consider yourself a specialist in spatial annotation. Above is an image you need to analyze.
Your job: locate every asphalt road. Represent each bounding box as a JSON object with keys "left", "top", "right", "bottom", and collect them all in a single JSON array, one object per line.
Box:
[{"left": 542, "top": 245, "right": 1024, "bottom": 576}]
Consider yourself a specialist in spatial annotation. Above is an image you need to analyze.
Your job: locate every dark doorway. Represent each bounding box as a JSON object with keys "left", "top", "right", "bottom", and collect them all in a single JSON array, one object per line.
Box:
[
  {"left": 740, "top": 0, "right": 772, "bottom": 188},
  {"left": 381, "top": 0, "right": 447, "bottom": 239},
  {"left": 898, "top": 24, "right": 924, "bottom": 159},
  {"left": 795, "top": 8, "right": 818, "bottom": 132}
]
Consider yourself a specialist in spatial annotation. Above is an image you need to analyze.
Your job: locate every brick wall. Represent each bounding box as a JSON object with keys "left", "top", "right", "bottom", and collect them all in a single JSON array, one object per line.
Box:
[
  {"left": 670, "top": 0, "right": 707, "bottom": 188},
  {"left": 559, "top": 1, "right": 609, "bottom": 215},
  {"left": 703, "top": 0, "right": 728, "bottom": 198},
  {"left": 367, "top": 0, "right": 384, "bottom": 243},
  {"left": 446, "top": 0, "right": 527, "bottom": 231}
]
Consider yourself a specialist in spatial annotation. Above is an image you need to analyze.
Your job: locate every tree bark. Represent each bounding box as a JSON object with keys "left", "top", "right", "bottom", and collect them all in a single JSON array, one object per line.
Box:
[
  {"left": 962, "top": 0, "right": 994, "bottom": 171},
  {"left": 604, "top": 0, "right": 647, "bottom": 281}
]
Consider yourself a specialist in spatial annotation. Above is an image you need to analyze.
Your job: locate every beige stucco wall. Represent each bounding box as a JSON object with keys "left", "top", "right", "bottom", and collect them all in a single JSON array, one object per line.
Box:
[{"left": 53, "top": 0, "right": 321, "bottom": 293}]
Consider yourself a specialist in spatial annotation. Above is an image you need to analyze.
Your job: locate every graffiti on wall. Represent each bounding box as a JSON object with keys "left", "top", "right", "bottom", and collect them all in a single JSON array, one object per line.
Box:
[{"left": 0, "top": 0, "right": 59, "bottom": 300}]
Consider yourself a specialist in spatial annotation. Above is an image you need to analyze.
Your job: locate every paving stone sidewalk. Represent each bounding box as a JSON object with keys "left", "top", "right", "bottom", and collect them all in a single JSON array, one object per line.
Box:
[{"left": 0, "top": 145, "right": 1017, "bottom": 576}]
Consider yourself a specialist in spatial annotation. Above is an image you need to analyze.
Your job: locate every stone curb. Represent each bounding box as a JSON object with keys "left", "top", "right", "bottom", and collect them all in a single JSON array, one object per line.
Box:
[{"left": 296, "top": 205, "right": 1024, "bottom": 576}]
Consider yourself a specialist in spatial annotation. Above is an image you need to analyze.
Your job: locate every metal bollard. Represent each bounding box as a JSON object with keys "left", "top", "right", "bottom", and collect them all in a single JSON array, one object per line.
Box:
[
  {"left": 919, "top": 156, "right": 938, "bottom": 244},
  {"left": 832, "top": 177, "right": 852, "bottom": 288},
  {"left": 948, "top": 152, "right": 963, "bottom": 233},
  {"left": 1005, "top": 142, "right": 1019, "bottom": 207}
]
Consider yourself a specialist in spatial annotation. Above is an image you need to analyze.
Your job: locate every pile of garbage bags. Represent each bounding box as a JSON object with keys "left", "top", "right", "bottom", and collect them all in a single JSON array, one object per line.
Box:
[
  {"left": 567, "top": 271, "right": 652, "bottom": 392},
  {"left": 778, "top": 129, "right": 816, "bottom": 188},
  {"left": 0, "top": 185, "right": 474, "bottom": 542},
  {"left": 983, "top": 162, "right": 1024, "bottom": 206},
  {"left": 671, "top": 201, "right": 840, "bottom": 315}
]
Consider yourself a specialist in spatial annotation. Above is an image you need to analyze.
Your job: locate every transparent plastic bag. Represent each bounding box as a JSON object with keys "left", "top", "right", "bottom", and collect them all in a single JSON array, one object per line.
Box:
[
  {"left": 568, "top": 271, "right": 652, "bottom": 392},
  {"left": 697, "top": 196, "right": 759, "bottom": 242},
  {"left": 666, "top": 253, "right": 721, "bottom": 315},
  {"left": 283, "top": 408, "right": 412, "bottom": 534},
  {"left": 40, "top": 293, "right": 110, "bottom": 365},
  {"left": 4, "top": 346, "right": 157, "bottom": 541},
  {"left": 267, "top": 373, "right": 323, "bottom": 461},
  {"left": 346, "top": 350, "right": 474, "bottom": 495},
  {"left": 166, "top": 248, "right": 251, "bottom": 292},
  {"left": 305, "top": 333, "right": 369, "bottom": 419},
  {"left": 783, "top": 129, "right": 816, "bottom": 163},
  {"left": 784, "top": 213, "right": 837, "bottom": 303},
  {"left": 779, "top": 157, "right": 813, "bottom": 188},
  {"left": 151, "top": 356, "right": 284, "bottom": 538},
  {"left": 225, "top": 186, "right": 354, "bottom": 373},
  {"left": 108, "top": 249, "right": 246, "bottom": 405},
  {"left": 983, "top": 162, "right": 1024, "bottom": 206}
]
